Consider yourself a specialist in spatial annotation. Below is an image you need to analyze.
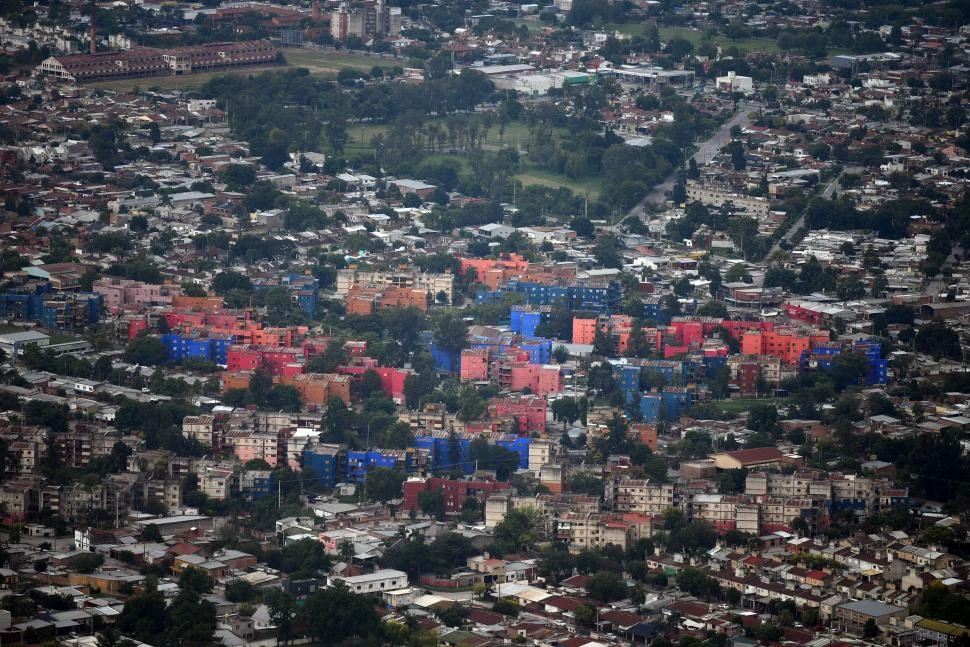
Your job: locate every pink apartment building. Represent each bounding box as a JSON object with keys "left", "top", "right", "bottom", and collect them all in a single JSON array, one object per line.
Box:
[{"left": 460, "top": 348, "right": 491, "bottom": 381}]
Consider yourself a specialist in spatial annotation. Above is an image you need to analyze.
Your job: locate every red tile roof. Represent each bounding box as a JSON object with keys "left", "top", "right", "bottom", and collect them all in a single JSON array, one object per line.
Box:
[{"left": 721, "top": 447, "right": 784, "bottom": 464}]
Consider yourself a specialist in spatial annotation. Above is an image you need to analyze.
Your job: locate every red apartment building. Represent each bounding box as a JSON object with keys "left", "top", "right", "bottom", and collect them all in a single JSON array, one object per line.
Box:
[
  {"left": 487, "top": 396, "right": 547, "bottom": 435},
  {"left": 402, "top": 477, "right": 511, "bottom": 513}
]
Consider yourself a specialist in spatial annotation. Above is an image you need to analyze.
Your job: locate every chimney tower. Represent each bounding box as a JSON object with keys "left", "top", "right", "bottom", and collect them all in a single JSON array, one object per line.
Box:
[{"left": 89, "top": 0, "right": 97, "bottom": 54}]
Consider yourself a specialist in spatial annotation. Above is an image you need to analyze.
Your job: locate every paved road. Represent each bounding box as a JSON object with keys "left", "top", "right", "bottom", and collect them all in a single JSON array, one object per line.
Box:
[
  {"left": 628, "top": 106, "right": 755, "bottom": 220},
  {"left": 766, "top": 165, "right": 862, "bottom": 259}
]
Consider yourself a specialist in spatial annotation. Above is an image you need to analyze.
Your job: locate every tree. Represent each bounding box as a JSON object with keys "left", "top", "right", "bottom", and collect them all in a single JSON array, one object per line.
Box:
[
  {"left": 493, "top": 508, "right": 541, "bottom": 553},
  {"left": 460, "top": 496, "right": 480, "bottom": 524},
  {"left": 117, "top": 588, "right": 167, "bottom": 644},
  {"left": 575, "top": 603, "right": 597, "bottom": 628},
  {"left": 178, "top": 567, "right": 214, "bottom": 594},
  {"left": 164, "top": 589, "right": 217, "bottom": 647},
  {"left": 73, "top": 552, "right": 105, "bottom": 574},
  {"left": 552, "top": 397, "right": 581, "bottom": 429},
  {"left": 568, "top": 473, "right": 604, "bottom": 497},
  {"left": 586, "top": 570, "right": 627, "bottom": 602},
  {"left": 123, "top": 336, "right": 169, "bottom": 366},
  {"left": 418, "top": 489, "right": 446, "bottom": 520},
  {"left": 676, "top": 566, "right": 721, "bottom": 600},
  {"left": 915, "top": 320, "right": 961, "bottom": 360},
  {"left": 359, "top": 369, "right": 384, "bottom": 399},
  {"left": 698, "top": 300, "right": 728, "bottom": 318},
  {"left": 570, "top": 216, "right": 596, "bottom": 239},
  {"left": 364, "top": 467, "right": 406, "bottom": 503},
  {"left": 95, "top": 626, "right": 132, "bottom": 647},
  {"left": 593, "top": 235, "right": 624, "bottom": 269},
  {"left": 303, "top": 582, "right": 381, "bottom": 644},
  {"left": 456, "top": 385, "right": 487, "bottom": 422},
  {"left": 724, "top": 263, "right": 751, "bottom": 283},
  {"left": 267, "top": 384, "right": 302, "bottom": 411},
  {"left": 553, "top": 345, "right": 570, "bottom": 363},
  {"left": 863, "top": 619, "right": 880, "bottom": 639},
  {"left": 603, "top": 411, "right": 630, "bottom": 455},
  {"left": 433, "top": 311, "right": 469, "bottom": 372},
  {"left": 225, "top": 580, "right": 259, "bottom": 603},
  {"left": 538, "top": 545, "right": 575, "bottom": 584},
  {"left": 212, "top": 270, "right": 253, "bottom": 294},
  {"left": 593, "top": 328, "right": 617, "bottom": 357},
  {"left": 264, "top": 589, "right": 297, "bottom": 645}
]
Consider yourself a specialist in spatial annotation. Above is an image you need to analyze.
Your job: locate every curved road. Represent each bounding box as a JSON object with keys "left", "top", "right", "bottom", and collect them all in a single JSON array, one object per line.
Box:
[{"left": 628, "top": 106, "right": 756, "bottom": 220}]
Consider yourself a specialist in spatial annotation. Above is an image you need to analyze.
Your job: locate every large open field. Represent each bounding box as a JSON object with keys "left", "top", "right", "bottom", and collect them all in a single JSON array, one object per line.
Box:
[
  {"left": 88, "top": 64, "right": 285, "bottom": 91},
  {"left": 341, "top": 119, "right": 599, "bottom": 198},
  {"left": 606, "top": 23, "right": 782, "bottom": 53},
  {"left": 283, "top": 48, "right": 399, "bottom": 74},
  {"left": 344, "top": 119, "right": 545, "bottom": 152},
  {"left": 88, "top": 48, "right": 597, "bottom": 198}
]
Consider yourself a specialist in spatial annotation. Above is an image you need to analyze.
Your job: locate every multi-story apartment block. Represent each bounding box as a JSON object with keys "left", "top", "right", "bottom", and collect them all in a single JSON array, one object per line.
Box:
[
  {"left": 760, "top": 496, "right": 829, "bottom": 534},
  {"left": 745, "top": 472, "right": 832, "bottom": 499},
  {"left": 528, "top": 440, "right": 558, "bottom": 475},
  {"left": 336, "top": 269, "right": 454, "bottom": 303},
  {"left": 196, "top": 461, "right": 239, "bottom": 501},
  {"left": 556, "top": 512, "right": 632, "bottom": 552},
  {"left": 228, "top": 430, "right": 280, "bottom": 467},
  {"left": 144, "top": 478, "right": 183, "bottom": 514},
  {"left": 182, "top": 415, "right": 220, "bottom": 450},
  {"left": 685, "top": 181, "right": 771, "bottom": 220},
  {"left": 689, "top": 494, "right": 760, "bottom": 534},
  {"left": 606, "top": 477, "right": 677, "bottom": 516},
  {"left": 0, "top": 480, "right": 37, "bottom": 520},
  {"left": 302, "top": 443, "right": 345, "bottom": 490},
  {"left": 402, "top": 477, "right": 511, "bottom": 513},
  {"left": 93, "top": 277, "right": 178, "bottom": 310},
  {"left": 488, "top": 396, "right": 547, "bottom": 435}
]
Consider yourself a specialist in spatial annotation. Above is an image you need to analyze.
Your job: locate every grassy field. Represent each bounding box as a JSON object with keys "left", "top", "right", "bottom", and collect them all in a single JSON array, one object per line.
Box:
[
  {"left": 283, "top": 48, "right": 399, "bottom": 74},
  {"left": 514, "top": 166, "right": 602, "bottom": 200},
  {"left": 344, "top": 119, "right": 555, "bottom": 151},
  {"left": 709, "top": 397, "right": 789, "bottom": 415},
  {"left": 342, "top": 119, "right": 599, "bottom": 198},
  {"left": 88, "top": 65, "right": 286, "bottom": 91},
  {"left": 607, "top": 23, "right": 782, "bottom": 54}
]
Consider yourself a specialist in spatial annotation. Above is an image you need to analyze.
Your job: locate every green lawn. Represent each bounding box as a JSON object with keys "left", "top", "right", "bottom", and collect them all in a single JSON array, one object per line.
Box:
[
  {"left": 514, "top": 165, "right": 602, "bottom": 200},
  {"left": 710, "top": 397, "right": 789, "bottom": 415},
  {"left": 345, "top": 119, "right": 557, "bottom": 152},
  {"left": 89, "top": 65, "right": 286, "bottom": 91},
  {"left": 659, "top": 26, "right": 781, "bottom": 53},
  {"left": 284, "top": 48, "right": 398, "bottom": 74},
  {"left": 607, "top": 23, "right": 781, "bottom": 54},
  {"left": 343, "top": 119, "right": 597, "bottom": 197}
]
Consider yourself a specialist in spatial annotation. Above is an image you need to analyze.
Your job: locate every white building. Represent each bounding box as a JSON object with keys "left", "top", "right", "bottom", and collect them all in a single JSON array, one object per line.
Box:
[
  {"left": 330, "top": 569, "right": 408, "bottom": 594},
  {"left": 716, "top": 71, "right": 754, "bottom": 94}
]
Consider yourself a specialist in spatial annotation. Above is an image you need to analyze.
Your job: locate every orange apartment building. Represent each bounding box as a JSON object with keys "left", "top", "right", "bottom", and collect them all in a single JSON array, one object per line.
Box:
[
  {"left": 223, "top": 371, "right": 351, "bottom": 406},
  {"left": 346, "top": 283, "right": 429, "bottom": 315},
  {"left": 740, "top": 327, "right": 830, "bottom": 364},
  {"left": 170, "top": 295, "right": 225, "bottom": 311},
  {"left": 459, "top": 254, "right": 530, "bottom": 290},
  {"left": 572, "top": 315, "right": 636, "bottom": 354},
  {"left": 166, "top": 318, "right": 308, "bottom": 347},
  {"left": 629, "top": 423, "right": 658, "bottom": 452},
  {"left": 283, "top": 373, "right": 351, "bottom": 406}
]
